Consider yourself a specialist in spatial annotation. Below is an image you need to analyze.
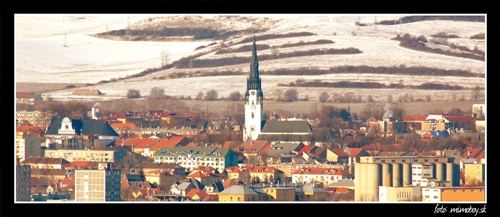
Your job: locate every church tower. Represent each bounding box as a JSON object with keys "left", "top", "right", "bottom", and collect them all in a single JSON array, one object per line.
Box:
[{"left": 243, "top": 36, "right": 264, "bottom": 141}]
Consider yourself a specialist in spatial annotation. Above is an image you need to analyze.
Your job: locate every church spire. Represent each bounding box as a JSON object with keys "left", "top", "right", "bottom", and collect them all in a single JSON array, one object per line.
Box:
[{"left": 247, "top": 36, "right": 261, "bottom": 91}]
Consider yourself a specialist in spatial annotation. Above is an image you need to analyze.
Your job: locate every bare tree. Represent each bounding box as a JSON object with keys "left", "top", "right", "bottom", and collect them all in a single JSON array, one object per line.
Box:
[
  {"left": 205, "top": 89, "right": 219, "bottom": 100},
  {"left": 228, "top": 91, "right": 242, "bottom": 101},
  {"left": 283, "top": 88, "right": 299, "bottom": 102},
  {"left": 127, "top": 89, "right": 141, "bottom": 98},
  {"left": 160, "top": 50, "right": 169, "bottom": 67},
  {"left": 195, "top": 91, "right": 204, "bottom": 100},
  {"left": 319, "top": 91, "right": 330, "bottom": 103},
  {"left": 470, "top": 85, "right": 483, "bottom": 101},
  {"left": 150, "top": 87, "right": 165, "bottom": 99}
]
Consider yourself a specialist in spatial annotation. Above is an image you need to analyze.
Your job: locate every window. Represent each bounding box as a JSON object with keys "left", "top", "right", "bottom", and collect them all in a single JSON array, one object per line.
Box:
[
  {"left": 434, "top": 196, "right": 438, "bottom": 199},
  {"left": 251, "top": 112, "right": 254, "bottom": 118}
]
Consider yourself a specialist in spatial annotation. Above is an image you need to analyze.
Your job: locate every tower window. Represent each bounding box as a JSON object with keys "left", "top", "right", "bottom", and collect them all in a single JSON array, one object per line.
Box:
[
  {"left": 252, "top": 100, "right": 255, "bottom": 105},
  {"left": 252, "top": 112, "right": 254, "bottom": 118}
]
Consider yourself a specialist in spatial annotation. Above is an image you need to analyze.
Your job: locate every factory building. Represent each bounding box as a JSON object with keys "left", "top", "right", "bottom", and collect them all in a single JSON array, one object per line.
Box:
[{"left": 354, "top": 156, "right": 460, "bottom": 201}]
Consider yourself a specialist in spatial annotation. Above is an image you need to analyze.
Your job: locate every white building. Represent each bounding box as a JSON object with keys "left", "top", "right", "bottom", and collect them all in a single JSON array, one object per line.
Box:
[
  {"left": 243, "top": 36, "right": 264, "bottom": 142},
  {"left": 74, "top": 167, "right": 121, "bottom": 202},
  {"left": 412, "top": 163, "right": 434, "bottom": 186}
]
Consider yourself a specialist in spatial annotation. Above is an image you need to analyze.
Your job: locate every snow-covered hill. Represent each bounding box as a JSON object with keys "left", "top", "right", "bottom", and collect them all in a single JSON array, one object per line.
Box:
[{"left": 15, "top": 14, "right": 485, "bottom": 102}]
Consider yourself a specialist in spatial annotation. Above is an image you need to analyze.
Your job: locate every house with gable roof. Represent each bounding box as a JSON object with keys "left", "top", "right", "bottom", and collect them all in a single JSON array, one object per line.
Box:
[
  {"left": 218, "top": 184, "right": 263, "bottom": 202},
  {"left": 145, "top": 136, "right": 190, "bottom": 157},
  {"left": 185, "top": 188, "right": 210, "bottom": 201},
  {"left": 261, "top": 142, "right": 304, "bottom": 164}
]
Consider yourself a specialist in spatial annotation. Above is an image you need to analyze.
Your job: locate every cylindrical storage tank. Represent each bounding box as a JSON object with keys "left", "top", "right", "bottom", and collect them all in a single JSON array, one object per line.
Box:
[
  {"left": 452, "top": 164, "right": 460, "bottom": 186},
  {"left": 402, "top": 163, "right": 411, "bottom": 187},
  {"left": 366, "top": 163, "right": 381, "bottom": 201},
  {"left": 381, "top": 164, "right": 392, "bottom": 187},
  {"left": 354, "top": 163, "right": 364, "bottom": 201},
  {"left": 392, "top": 163, "right": 402, "bottom": 187},
  {"left": 446, "top": 163, "right": 454, "bottom": 185},
  {"left": 434, "top": 163, "right": 445, "bottom": 181}
]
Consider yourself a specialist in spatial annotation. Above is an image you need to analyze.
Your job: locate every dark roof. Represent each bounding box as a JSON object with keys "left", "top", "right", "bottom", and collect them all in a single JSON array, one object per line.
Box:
[
  {"left": 45, "top": 118, "right": 119, "bottom": 137},
  {"left": 260, "top": 120, "right": 313, "bottom": 134},
  {"left": 22, "top": 157, "right": 70, "bottom": 165}
]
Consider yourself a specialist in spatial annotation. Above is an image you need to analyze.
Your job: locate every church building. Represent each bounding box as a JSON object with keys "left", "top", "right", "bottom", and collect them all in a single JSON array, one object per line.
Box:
[
  {"left": 243, "top": 36, "right": 265, "bottom": 141},
  {"left": 243, "top": 37, "right": 313, "bottom": 142}
]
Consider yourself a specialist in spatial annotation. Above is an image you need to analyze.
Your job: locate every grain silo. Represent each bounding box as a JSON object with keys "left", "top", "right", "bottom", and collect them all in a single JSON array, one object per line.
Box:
[
  {"left": 434, "top": 162, "right": 445, "bottom": 181},
  {"left": 392, "top": 163, "right": 402, "bottom": 187},
  {"left": 402, "top": 163, "right": 412, "bottom": 186},
  {"left": 381, "top": 163, "right": 392, "bottom": 187},
  {"left": 366, "top": 163, "right": 381, "bottom": 201},
  {"left": 354, "top": 163, "right": 365, "bottom": 201},
  {"left": 446, "top": 162, "right": 460, "bottom": 186}
]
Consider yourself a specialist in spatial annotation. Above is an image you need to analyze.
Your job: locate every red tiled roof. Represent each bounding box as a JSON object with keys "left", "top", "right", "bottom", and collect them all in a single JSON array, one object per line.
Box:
[
  {"left": 348, "top": 148, "right": 366, "bottom": 157},
  {"left": 402, "top": 116, "right": 428, "bottom": 122},
  {"left": 187, "top": 171, "right": 208, "bottom": 179},
  {"left": 329, "top": 148, "right": 349, "bottom": 157},
  {"left": 16, "top": 126, "right": 45, "bottom": 133},
  {"left": 462, "top": 148, "right": 484, "bottom": 159},
  {"left": 110, "top": 123, "right": 137, "bottom": 129},
  {"left": 226, "top": 166, "right": 243, "bottom": 173},
  {"left": 186, "top": 189, "right": 208, "bottom": 199},
  {"left": 296, "top": 145, "right": 314, "bottom": 154},
  {"left": 134, "top": 137, "right": 160, "bottom": 149},
  {"left": 148, "top": 138, "right": 170, "bottom": 151},
  {"left": 158, "top": 136, "right": 189, "bottom": 148},
  {"left": 259, "top": 143, "right": 273, "bottom": 155},
  {"left": 221, "top": 179, "right": 238, "bottom": 189},
  {"left": 61, "top": 174, "right": 75, "bottom": 186},
  {"left": 123, "top": 138, "right": 146, "bottom": 147},
  {"left": 444, "top": 116, "right": 476, "bottom": 123},
  {"left": 240, "top": 140, "right": 269, "bottom": 152}
]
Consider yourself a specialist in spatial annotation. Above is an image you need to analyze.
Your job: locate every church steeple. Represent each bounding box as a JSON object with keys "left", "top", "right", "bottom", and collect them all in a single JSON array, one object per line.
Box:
[
  {"left": 247, "top": 36, "right": 261, "bottom": 91},
  {"left": 243, "top": 35, "right": 264, "bottom": 142}
]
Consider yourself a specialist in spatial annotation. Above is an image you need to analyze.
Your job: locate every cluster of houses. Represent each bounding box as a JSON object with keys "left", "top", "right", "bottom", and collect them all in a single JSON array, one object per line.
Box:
[
  {"left": 15, "top": 39, "right": 485, "bottom": 202},
  {"left": 15, "top": 113, "right": 485, "bottom": 202}
]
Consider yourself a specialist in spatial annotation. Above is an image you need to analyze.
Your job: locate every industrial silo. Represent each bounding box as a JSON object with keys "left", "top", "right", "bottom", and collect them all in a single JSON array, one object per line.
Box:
[
  {"left": 366, "top": 163, "right": 381, "bottom": 201},
  {"left": 434, "top": 163, "right": 445, "bottom": 181},
  {"left": 381, "top": 164, "right": 392, "bottom": 187},
  {"left": 446, "top": 163, "right": 460, "bottom": 186},
  {"left": 402, "top": 163, "right": 412, "bottom": 186},
  {"left": 354, "top": 163, "right": 365, "bottom": 201},
  {"left": 392, "top": 163, "right": 402, "bottom": 187}
]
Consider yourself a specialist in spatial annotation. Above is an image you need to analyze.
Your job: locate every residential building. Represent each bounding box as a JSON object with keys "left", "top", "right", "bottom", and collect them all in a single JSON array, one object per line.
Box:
[
  {"left": 16, "top": 163, "right": 31, "bottom": 201},
  {"left": 16, "top": 92, "right": 44, "bottom": 105},
  {"left": 74, "top": 167, "right": 121, "bottom": 202},
  {"left": 16, "top": 131, "right": 44, "bottom": 161},
  {"left": 291, "top": 167, "right": 352, "bottom": 187},
  {"left": 21, "top": 157, "right": 70, "bottom": 169},
  {"left": 464, "top": 162, "right": 485, "bottom": 184},
  {"left": 16, "top": 111, "right": 51, "bottom": 127},
  {"left": 153, "top": 147, "right": 238, "bottom": 173},
  {"left": 422, "top": 186, "right": 485, "bottom": 202},
  {"left": 44, "top": 148, "right": 127, "bottom": 164}
]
